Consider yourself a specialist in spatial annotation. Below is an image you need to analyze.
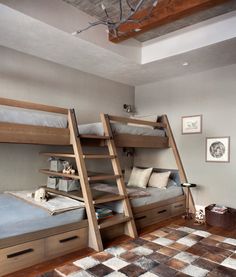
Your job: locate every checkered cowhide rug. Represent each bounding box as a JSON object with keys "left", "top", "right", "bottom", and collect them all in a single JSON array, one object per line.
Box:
[{"left": 40, "top": 225, "right": 236, "bottom": 277}]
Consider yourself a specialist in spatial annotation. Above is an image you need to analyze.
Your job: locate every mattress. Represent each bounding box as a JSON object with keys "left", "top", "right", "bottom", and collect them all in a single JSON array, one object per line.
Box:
[
  {"left": 78, "top": 122, "right": 165, "bottom": 137},
  {"left": 0, "top": 194, "right": 86, "bottom": 240},
  {"left": 95, "top": 183, "right": 183, "bottom": 214},
  {"left": 0, "top": 105, "right": 68, "bottom": 128}
]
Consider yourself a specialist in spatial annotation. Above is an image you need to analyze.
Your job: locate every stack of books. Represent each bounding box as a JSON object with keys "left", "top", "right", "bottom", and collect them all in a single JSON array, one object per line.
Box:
[
  {"left": 96, "top": 208, "right": 113, "bottom": 220},
  {"left": 211, "top": 205, "right": 228, "bottom": 214}
]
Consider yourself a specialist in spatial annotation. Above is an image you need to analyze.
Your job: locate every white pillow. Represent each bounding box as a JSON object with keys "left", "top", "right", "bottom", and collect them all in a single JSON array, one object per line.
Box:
[
  {"left": 127, "top": 167, "right": 153, "bottom": 188},
  {"left": 148, "top": 171, "right": 171, "bottom": 189},
  {"left": 128, "top": 115, "right": 158, "bottom": 129}
]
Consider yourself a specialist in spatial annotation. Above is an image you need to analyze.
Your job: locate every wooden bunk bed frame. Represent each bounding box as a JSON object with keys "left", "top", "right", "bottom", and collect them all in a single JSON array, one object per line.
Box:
[
  {"left": 0, "top": 97, "right": 168, "bottom": 148},
  {"left": 0, "top": 98, "right": 88, "bottom": 276},
  {"left": 0, "top": 97, "right": 195, "bottom": 276},
  {"left": 0, "top": 97, "right": 195, "bottom": 215}
]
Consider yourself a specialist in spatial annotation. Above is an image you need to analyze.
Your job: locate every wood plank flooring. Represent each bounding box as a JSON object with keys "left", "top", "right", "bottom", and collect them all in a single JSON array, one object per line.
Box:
[{"left": 5, "top": 216, "right": 236, "bottom": 277}]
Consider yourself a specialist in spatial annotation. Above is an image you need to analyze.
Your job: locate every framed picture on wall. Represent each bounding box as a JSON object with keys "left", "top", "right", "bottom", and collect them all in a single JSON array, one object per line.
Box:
[
  {"left": 182, "top": 115, "right": 202, "bottom": 134},
  {"left": 206, "top": 137, "right": 230, "bottom": 163}
]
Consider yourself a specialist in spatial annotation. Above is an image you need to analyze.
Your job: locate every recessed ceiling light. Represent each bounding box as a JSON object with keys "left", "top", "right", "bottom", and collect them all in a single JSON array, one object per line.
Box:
[
  {"left": 182, "top": 62, "right": 189, "bottom": 66},
  {"left": 134, "top": 28, "right": 142, "bottom": 32}
]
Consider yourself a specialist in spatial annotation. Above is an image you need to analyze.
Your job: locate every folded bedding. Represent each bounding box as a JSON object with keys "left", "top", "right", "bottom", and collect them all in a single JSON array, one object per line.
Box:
[
  {"left": 0, "top": 194, "right": 86, "bottom": 240},
  {"left": 6, "top": 190, "right": 85, "bottom": 215},
  {"left": 91, "top": 183, "right": 151, "bottom": 199}
]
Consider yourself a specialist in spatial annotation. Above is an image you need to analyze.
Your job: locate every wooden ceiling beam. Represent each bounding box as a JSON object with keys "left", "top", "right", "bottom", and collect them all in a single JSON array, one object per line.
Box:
[{"left": 109, "top": 0, "right": 231, "bottom": 43}]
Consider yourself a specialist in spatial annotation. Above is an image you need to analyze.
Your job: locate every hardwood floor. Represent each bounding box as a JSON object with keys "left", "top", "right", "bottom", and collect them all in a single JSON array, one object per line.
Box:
[{"left": 5, "top": 216, "right": 236, "bottom": 277}]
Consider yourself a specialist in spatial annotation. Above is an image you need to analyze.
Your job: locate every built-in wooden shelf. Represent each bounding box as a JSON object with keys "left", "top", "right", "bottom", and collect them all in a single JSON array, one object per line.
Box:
[
  {"left": 80, "top": 134, "right": 110, "bottom": 140},
  {"left": 40, "top": 152, "right": 75, "bottom": 158}
]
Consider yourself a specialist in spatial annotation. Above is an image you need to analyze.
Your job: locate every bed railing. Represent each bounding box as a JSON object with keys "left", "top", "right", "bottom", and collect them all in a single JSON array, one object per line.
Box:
[
  {"left": 101, "top": 114, "right": 168, "bottom": 148},
  {"left": 108, "top": 115, "right": 167, "bottom": 129},
  {"left": 0, "top": 97, "right": 68, "bottom": 115}
]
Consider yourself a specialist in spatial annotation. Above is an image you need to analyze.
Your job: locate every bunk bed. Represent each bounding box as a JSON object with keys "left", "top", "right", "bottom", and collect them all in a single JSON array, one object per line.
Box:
[
  {"left": 0, "top": 97, "right": 195, "bottom": 276},
  {"left": 0, "top": 97, "right": 168, "bottom": 148},
  {"left": 0, "top": 99, "right": 89, "bottom": 276}
]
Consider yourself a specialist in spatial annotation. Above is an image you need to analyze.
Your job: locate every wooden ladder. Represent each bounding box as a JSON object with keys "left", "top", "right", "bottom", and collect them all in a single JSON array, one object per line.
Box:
[{"left": 41, "top": 110, "right": 137, "bottom": 252}]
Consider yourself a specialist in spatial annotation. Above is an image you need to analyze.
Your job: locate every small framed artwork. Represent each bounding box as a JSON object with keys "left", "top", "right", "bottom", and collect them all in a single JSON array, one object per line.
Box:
[
  {"left": 206, "top": 137, "right": 230, "bottom": 163},
  {"left": 182, "top": 115, "right": 202, "bottom": 134}
]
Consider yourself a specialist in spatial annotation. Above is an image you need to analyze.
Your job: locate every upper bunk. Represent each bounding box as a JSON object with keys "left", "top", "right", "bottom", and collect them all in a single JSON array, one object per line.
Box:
[
  {"left": 0, "top": 97, "right": 70, "bottom": 145},
  {"left": 0, "top": 97, "right": 169, "bottom": 148},
  {"left": 80, "top": 115, "right": 169, "bottom": 148}
]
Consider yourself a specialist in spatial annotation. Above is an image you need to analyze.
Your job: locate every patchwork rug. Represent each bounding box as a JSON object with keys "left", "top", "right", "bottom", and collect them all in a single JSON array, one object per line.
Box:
[{"left": 39, "top": 225, "right": 236, "bottom": 277}]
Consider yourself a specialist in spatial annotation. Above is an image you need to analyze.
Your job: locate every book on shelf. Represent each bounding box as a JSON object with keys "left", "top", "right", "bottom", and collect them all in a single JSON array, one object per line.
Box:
[
  {"left": 95, "top": 208, "right": 113, "bottom": 219},
  {"left": 211, "top": 205, "right": 228, "bottom": 214}
]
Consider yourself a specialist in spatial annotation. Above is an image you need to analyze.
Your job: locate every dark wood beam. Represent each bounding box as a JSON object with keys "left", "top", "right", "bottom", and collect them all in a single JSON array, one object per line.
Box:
[{"left": 109, "top": 0, "right": 231, "bottom": 43}]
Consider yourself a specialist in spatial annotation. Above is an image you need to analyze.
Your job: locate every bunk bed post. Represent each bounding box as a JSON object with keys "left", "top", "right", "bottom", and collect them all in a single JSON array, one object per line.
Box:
[
  {"left": 68, "top": 109, "right": 103, "bottom": 252},
  {"left": 162, "top": 115, "right": 196, "bottom": 214},
  {"left": 100, "top": 113, "right": 138, "bottom": 238}
]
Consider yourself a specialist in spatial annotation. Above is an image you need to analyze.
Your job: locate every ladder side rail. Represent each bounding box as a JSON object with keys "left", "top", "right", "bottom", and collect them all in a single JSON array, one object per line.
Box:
[
  {"left": 68, "top": 109, "right": 103, "bottom": 251},
  {"left": 162, "top": 114, "right": 196, "bottom": 214},
  {"left": 100, "top": 113, "right": 138, "bottom": 238}
]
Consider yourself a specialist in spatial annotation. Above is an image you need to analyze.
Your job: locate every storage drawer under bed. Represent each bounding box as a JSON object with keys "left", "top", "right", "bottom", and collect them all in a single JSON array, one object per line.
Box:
[
  {"left": 135, "top": 205, "right": 171, "bottom": 229},
  {"left": 45, "top": 228, "right": 88, "bottom": 258},
  {"left": 170, "top": 200, "right": 185, "bottom": 215},
  {"left": 0, "top": 239, "right": 45, "bottom": 276},
  {"left": 0, "top": 227, "right": 88, "bottom": 276}
]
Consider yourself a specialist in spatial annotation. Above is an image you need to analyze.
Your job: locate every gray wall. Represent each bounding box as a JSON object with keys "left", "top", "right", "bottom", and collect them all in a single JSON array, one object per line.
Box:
[
  {"left": 135, "top": 64, "right": 236, "bottom": 209},
  {"left": 0, "top": 46, "right": 134, "bottom": 192}
]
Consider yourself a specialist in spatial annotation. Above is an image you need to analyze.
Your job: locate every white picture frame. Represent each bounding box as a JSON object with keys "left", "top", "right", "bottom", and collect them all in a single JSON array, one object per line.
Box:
[
  {"left": 206, "top": 137, "right": 230, "bottom": 163},
  {"left": 182, "top": 115, "right": 202, "bottom": 134}
]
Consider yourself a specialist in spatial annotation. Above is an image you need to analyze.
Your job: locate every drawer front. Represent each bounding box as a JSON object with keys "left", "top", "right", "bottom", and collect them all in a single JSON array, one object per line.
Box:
[
  {"left": 171, "top": 201, "right": 185, "bottom": 216},
  {"left": 45, "top": 228, "right": 88, "bottom": 258},
  {"left": 135, "top": 205, "right": 171, "bottom": 229},
  {"left": 0, "top": 239, "right": 45, "bottom": 276}
]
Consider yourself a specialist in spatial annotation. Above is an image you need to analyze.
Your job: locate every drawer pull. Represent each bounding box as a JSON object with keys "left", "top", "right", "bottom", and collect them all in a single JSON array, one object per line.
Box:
[
  {"left": 136, "top": 216, "right": 147, "bottom": 220},
  {"left": 7, "top": 248, "right": 33, "bottom": 259},
  {"left": 174, "top": 204, "right": 184, "bottom": 208},
  {"left": 158, "top": 209, "right": 167, "bottom": 214},
  {"left": 59, "top": 235, "right": 79, "bottom": 243}
]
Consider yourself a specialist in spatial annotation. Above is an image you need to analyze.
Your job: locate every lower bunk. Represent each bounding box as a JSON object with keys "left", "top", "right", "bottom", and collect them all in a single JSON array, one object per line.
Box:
[
  {"left": 133, "top": 169, "right": 186, "bottom": 229},
  {"left": 0, "top": 193, "right": 88, "bottom": 276},
  {"left": 93, "top": 168, "right": 186, "bottom": 231},
  {"left": 0, "top": 168, "right": 185, "bottom": 276}
]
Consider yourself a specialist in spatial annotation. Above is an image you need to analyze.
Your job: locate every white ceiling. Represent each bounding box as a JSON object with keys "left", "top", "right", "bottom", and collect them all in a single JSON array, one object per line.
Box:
[{"left": 0, "top": 1, "right": 236, "bottom": 86}]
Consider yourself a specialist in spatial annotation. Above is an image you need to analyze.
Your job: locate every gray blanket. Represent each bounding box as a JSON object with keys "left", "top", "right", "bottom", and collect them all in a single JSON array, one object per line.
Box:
[{"left": 91, "top": 183, "right": 151, "bottom": 199}]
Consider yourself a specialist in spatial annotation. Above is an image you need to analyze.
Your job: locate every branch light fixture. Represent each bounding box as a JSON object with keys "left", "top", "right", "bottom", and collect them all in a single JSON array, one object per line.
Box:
[{"left": 72, "top": 0, "right": 159, "bottom": 40}]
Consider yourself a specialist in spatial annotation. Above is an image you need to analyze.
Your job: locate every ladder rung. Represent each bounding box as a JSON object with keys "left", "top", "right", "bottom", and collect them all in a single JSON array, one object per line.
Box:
[
  {"left": 93, "top": 194, "right": 125, "bottom": 205},
  {"left": 83, "top": 154, "right": 116, "bottom": 159},
  {"left": 98, "top": 214, "right": 131, "bottom": 229},
  {"left": 40, "top": 152, "right": 75, "bottom": 158},
  {"left": 44, "top": 187, "right": 84, "bottom": 202},
  {"left": 88, "top": 174, "right": 121, "bottom": 182},
  {"left": 39, "top": 169, "right": 80, "bottom": 180},
  {"left": 80, "top": 134, "right": 110, "bottom": 139}
]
